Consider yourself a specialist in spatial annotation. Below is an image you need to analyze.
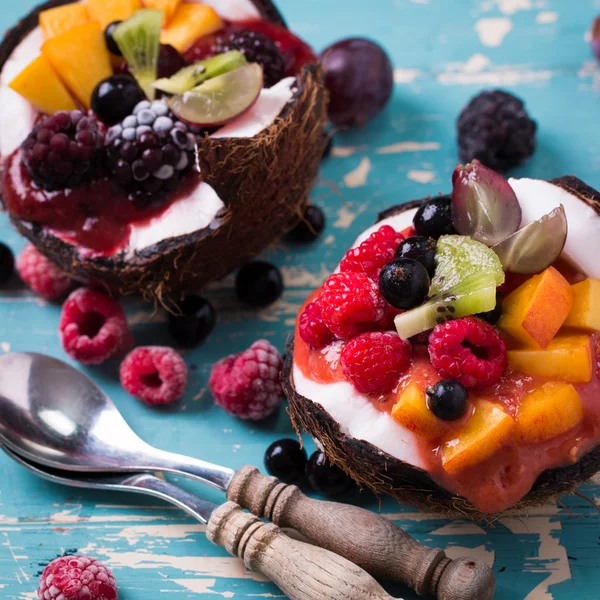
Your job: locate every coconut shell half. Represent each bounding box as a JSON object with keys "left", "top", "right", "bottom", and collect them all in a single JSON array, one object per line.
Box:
[
  {"left": 0, "top": 0, "right": 327, "bottom": 297},
  {"left": 284, "top": 175, "right": 600, "bottom": 520}
]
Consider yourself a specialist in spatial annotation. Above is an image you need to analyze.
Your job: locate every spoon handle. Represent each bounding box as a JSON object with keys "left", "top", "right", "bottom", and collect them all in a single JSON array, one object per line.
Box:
[
  {"left": 207, "top": 501, "right": 399, "bottom": 600},
  {"left": 227, "top": 466, "right": 496, "bottom": 600}
]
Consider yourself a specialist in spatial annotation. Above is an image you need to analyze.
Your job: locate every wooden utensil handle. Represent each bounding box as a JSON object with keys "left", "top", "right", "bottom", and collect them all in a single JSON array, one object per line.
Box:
[
  {"left": 207, "top": 501, "right": 398, "bottom": 600},
  {"left": 228, "top": 466, "right": 496, "bottom": 600}
]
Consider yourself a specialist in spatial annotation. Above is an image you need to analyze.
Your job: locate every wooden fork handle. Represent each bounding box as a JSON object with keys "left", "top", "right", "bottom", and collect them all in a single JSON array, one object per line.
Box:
[
  {"left": 228, "top": 466, "right": 496, "bottom": 600},
  {"left": 207, "top": 501, "right": 399, "bottom": 600}
]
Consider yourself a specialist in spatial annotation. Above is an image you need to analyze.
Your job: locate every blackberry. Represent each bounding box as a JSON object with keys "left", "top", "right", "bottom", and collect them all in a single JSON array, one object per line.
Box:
[
  {"left": 457, "top": 90, "right": 537, "bottom": 171},
  {"left": 20, "top": 111, "right": 104, "bottom": 191},
  {"left": 214, "top": 29, "right": 285, "bottom": 88},
  {"left": 105, "top": 99, "right": 196, "bottom": 205}
]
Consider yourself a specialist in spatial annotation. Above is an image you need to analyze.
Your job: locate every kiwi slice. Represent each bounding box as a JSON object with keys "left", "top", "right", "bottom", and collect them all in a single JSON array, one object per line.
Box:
[
  {"left": 114, "top": 9, "right": 164, "bottom": 101},
  {"left": 153, "top": 51, "right": 247, "bottom": 95}
]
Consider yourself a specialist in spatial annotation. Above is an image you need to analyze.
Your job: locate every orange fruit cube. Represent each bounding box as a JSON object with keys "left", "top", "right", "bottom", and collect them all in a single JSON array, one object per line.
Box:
[
  {"left": 143, "top": 0, "right": 182, "bottom": 25},
  {"left": 563, "top": 279, "right": 600, "bottom": 332},
  {"left": 161, "top": 3, "right": 224, "bottom": 52},
  {"left": 39, "top": 3, "right": 90, "bottom": 40},
  {"left": 391, "top": 383, "right": 445, "bottom": 441},
  {"left": 87, "top": 0, "right": 143, "bottom": 29}
]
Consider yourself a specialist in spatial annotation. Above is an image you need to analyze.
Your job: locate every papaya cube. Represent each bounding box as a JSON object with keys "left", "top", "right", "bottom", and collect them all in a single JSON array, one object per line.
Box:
[
  {"left": 39, "top": 3, "right": 90, "bottom": 40},
  {"left": 441, "top": 401, "right": 515, "bottom": 474},
  {"left": 498, "top": 266, "right": 573, "bottom": 350},
  {"left": 161, "top": 3, "right": 224, "bottom": 52},
  {"left": 563, "top": 279, "right": 600, "bottom": 332},
  {"left": 42, "top": 23, "right": 113, "bottom": 109},
  {"left": 391, "top": 383, "right": 445, "bottom": 441},
  {"left": 87, "top": 0, "right": 143, "bottom": 29},
  {"left": 9, "top": 55, "right": 77, "bottom": 115},
  {"left": 508, "top": 334, "right": 592, "bottom": 384},
  {"left": 143, "top": 0, "right": 181, "bottom": 25},
  {"left": 517, "top": 382, "right": 583, "bottom": 445}
]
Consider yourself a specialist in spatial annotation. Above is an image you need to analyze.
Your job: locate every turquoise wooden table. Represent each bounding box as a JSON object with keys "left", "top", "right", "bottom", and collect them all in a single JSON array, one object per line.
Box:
[{"left": 1, "top": 0, "right": 600, "bottom": 598}]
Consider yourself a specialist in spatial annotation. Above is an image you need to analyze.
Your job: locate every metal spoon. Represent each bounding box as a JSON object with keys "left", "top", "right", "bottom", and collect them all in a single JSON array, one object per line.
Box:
[{"left": 0, "top": 353, "right": 495, "bottom": 600}]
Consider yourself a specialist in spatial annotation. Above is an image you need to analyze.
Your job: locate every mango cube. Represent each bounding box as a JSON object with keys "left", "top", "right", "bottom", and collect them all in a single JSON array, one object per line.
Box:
[
  {"left": 441, "top": 401, "right": 515, "bottom": 474},
  {"left": 143, "top": 0, "right": 181, "bottom": 24},
  {"left": 9, "top": 55, "right": 77, "bottom": 114},
  {"left": 499, "top": 266, "right": 573, "bottom": 350},
  {"left": 507, "top": 334, "right": 592, "bottom": 383},
  {"left": 42, "top": 22, "right": 113, "bottom": 109},
  {"left": 563, "top": 279, "right": 600, "bottom": 332},
  {"left": 161, "top": 3, "right": 224, "bottom": 52},
  {"left": 391, "top": 383, "right": 445, "bottom": 441},
  {"left": 87, "top": 0, "right": 143, "bottom": 29},
  {"left": 39, "top": 3, "right": 90, "bottom": 40},
  {"left": 517, "top": 382, "right": 583, "bottom": 445}
]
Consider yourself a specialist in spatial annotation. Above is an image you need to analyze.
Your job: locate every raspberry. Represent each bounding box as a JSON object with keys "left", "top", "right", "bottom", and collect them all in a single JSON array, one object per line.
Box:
[
  {"left": 341, "top": 331, "right": 411, "bottom": 396},
  {"left": 214, "top": 29, "right": 285, "bottom": 88},
  {"left": 20, "top": 110, "right": 104, "bottom": 191},
  {"left": 299, "top": 300, "right": 334, "bottom": 348},
  {"left": 17, "top": 244, "right": 74, "bottom": 300},
  {"left": 319, "top": 272, "right": 387, "bottom": 339},
  {"left": 339, "top": 225, "right": 404, "bottom": 281},
  {"left": 59, "top": 288, "right": 132, "bottom": 365},
  {"left": 120, "top": 347, "right": 188, "bottom": 406},
  {"left": 209, "top": 339, "right": 283, "bottom": 420},
  {"left": 38, "top": 555, "right": 117, "bottom": 600},
  {"left": 428, "top": 316, "right": 507, "bottom": 389}
]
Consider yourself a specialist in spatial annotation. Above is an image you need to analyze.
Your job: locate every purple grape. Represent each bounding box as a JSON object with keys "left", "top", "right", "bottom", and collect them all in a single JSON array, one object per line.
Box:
[
  {"left": 320, "top": 38, "right": 393, "bottom": 126},
  {"left": 157, "top": 44, "right": 187, "bottom": 79}
]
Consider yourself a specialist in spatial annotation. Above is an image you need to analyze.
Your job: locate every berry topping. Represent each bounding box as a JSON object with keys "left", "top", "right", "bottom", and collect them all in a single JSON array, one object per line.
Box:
[
  {"left": 168, "top": 295, "right": 216, "bottom": 348},
  {"left": 286, "top": 205, "right": 326, "bottom": 243},
  {"left": 214, "top": 29, "right": 285, "bottom": 88},
  {"left": 340, "top": 224, "right": 404, "bottom": 281},
  {"left": 0, "top": 243, "right": 14, "bottom": 284},
  {"left": 319, "top": 271, "right": 387, "bottom": 339},
  {"left": 264, "top": 438, "right": 308, "bottom": 484},
  {"left": 236, "top": 261, "right": 284, "bottom": 307},
  {"left": 59, "top": 288, "right": 132, "bottom": 365},
  {"left": 395, "top": 236, "right": 437, "bottom": 277},
  {"left": 157, "top": 44, "right": 188, "bottom": 79},
  {"left": 209, "top": 339, "right": 283, "bottom": 421},
  {"left": 299, "top": 300, "right": 335, "bottom": 348},
  {"left": 306, "top": 451, "right": 353, "bottom": 496},
  {"left": 120, "top": 346, "right": 188, "bottom": 406},
  {"left": 341, "top": 331, "right": 411, "bottom": 396},
  {"left": 92, "top": 75, "right": 146, "bottom": 125},
  {"left": 426, "top": 379, "right": 469, "bottom": 421},
  {"left": 17, "top": 244, "right": 74, "bottom": 300},
  {"left": 457, "top": 89, "right": 537, "bottom": 171},
  {"left": 413, "top": 196, "right": 455, "bottom": 240},
  {"left": 379, "top": 258, "right": 430, "bottom": 310},
  {"left": 20, "top": 110, "right": 104, "bottom": 191},
  {"left": 104, "top": 20, "right": 123, "bottom": 56},
  {"left": 105, "top": 99, "right": 195, "bottom": 204},
  {"left": 428, "top": 316, "right": 507, "bottom": 389},
  {"left": 38, "top": 555, "right": 118, "bottom": 600}
]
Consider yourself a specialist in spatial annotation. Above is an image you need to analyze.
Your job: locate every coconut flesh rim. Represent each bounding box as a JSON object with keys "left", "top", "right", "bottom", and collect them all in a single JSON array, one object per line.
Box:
[
  {"left": 0, "top": 0, "right": 297, "bottom": 259},
  {"left": 293, "top": 178, "right": 600, "bottom": 474}
]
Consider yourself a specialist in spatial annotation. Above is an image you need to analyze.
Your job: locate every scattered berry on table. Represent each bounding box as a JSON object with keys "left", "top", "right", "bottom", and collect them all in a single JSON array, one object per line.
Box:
[
  {"left": 379, "top": 258, "right": 430, "bottom": 310},
  {"left": 235, "top": 261, "right": 284, "bottom": 307},
  {"left": 395, "top": 236, "right": 437, "bottom": 277},
  {"left": 413, "top": 195, "right": 455, "bottom": 239},
  {"left": 104, "top": 20, "right": 123, "bottom": 56},
  {"left": 428, "top": 316, "right": 507, "bottom": 389},
  {"left": 20, "top": 110, "right": 104, "bottom": 191},
  {"left": 426, "top": 378, "right": 469, "bottom": 421},
  {"left": 17, "top": 244, "right": 74, "bottom": 300},
  {"left": 319, "top": 271, "right": 387, "bottom": 339},
  {"left": 306, "top": 451, "right": 353, "bottom": 496},
  {"left": 286, "top": 205, "right": 326, "bottom": 243},
  {"left": 476, "top": 294, "right": 503, "bottom": 325},
  {"left": 264, "top": 438, "right": 308, "bottom": 484},
  {"left": 209, "top": 339, "right": 283, "bottom": 421},
  {"left": 299, "top": 300, "right": 335, "bottom": 348},
  {"left": 340, "top": 224, "right": 405, "bottom": 281},
  {"left": 0, "top": 243, "right": 15, "bottom": 284},
  {"left": 37, "top": 555, "right": 118, "bottom": 600},
  {"left": 59, "top": 288, "right": 132, "bottom": 365},
  {"left": 168, "top": 295, "right": 216, "bottom": 348},
  {"left": 457, "top": 89, "right": 537, "bottom": 171},
  {"left": 214, "top": 29, "right": 285, "bottom": 88},
  {"left": 120, "top": 346, "right": 188, "bottom": 406},
  {"left": 341, "top": 331, "right": 411, "bottom": 396},
  {"left": 92, "top": 75, "right": 146, "bottom": 125}
]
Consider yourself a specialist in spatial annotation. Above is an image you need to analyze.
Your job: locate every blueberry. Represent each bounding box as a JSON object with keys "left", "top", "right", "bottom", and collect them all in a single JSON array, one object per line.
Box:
[
  {"left": 168, "top": 295, "right": 216, "bottom": 347},
  {"left": 104, "top": 21, "right": 123, "bottom": 56},
  {"left": 91, "top": 76, "right": 145, "bottom": 126},
  {"left": 426, "top": 379, "right": 469, "bottom": 421},
  {"left": 477, "top": 294, "right": 503, "bottom": 325},
  {"left": 306, "top": 451, "right": 353, "bottom": 496},
  {"left": 0, "top": 243, "right": 14, "bottom": 284},
  {"left": 396, "top": 236, "right": 437, "bottom": 277},
  {"left": 413, "top": 195, "right": 455, "bottom": 239},
  {"left": 264, "top": 439, "right": 308, "bottom": 484},
  {"left": 236, "top": 261, "right": 283, "bottom": 307},
  {"left": 379, "top": 258, "right": 430, "bottom": 310},
  {"left": 286, "top": 205, "right": 326, "bottom": 243}
]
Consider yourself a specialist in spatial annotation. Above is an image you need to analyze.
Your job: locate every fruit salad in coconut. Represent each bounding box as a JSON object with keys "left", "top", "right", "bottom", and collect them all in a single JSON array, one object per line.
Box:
[
  {"left": 285, "top": 160, "right": 600, "bottom": 517},
  {"left": 0, "top": 0, "right": 326, "bottom": 297}
]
